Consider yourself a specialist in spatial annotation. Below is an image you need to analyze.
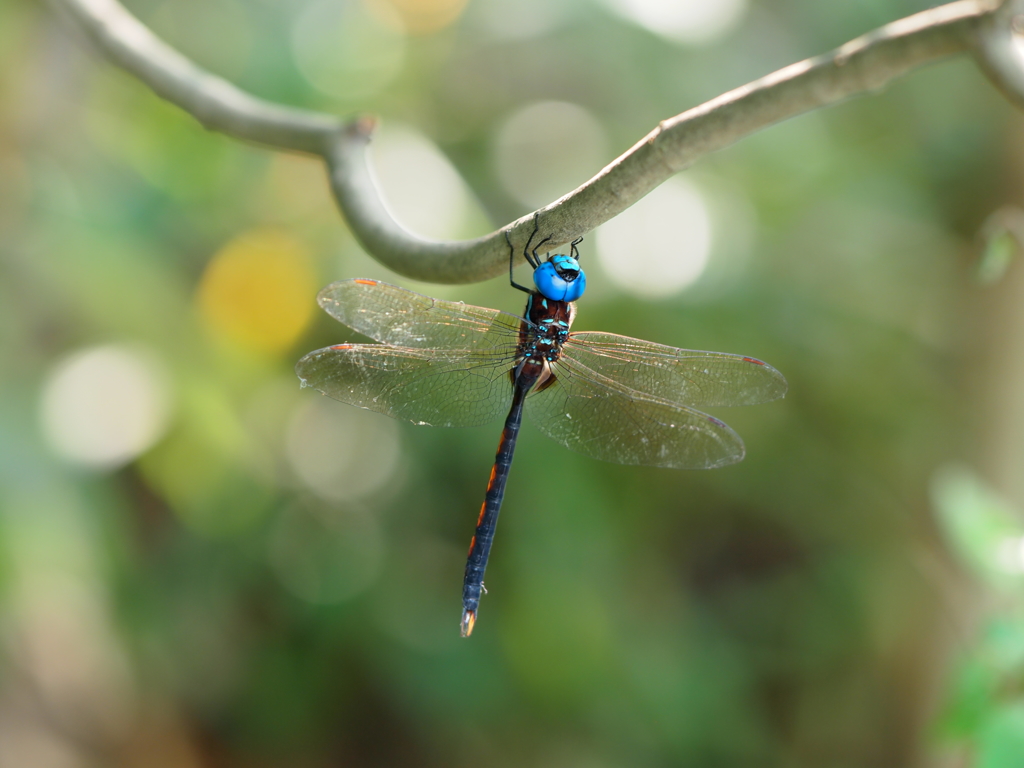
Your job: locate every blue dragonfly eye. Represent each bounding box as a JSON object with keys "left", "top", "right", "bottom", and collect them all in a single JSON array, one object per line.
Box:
[{"left": 533, "top": 254, "right": 587, "bottom": 301}]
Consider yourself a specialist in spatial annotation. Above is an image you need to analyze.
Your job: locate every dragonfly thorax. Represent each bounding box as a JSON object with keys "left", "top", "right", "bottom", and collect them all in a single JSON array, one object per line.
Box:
[
  {"left": 524, "top": 294, "right": 576, "bottom": 333},
  {"left": 513, "top": 294, "right": 575, "bottom": 383}
]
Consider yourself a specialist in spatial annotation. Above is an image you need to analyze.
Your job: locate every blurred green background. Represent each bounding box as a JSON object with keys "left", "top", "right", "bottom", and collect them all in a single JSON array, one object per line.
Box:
[{"left": 3, "top": 0, "right": 1024, "bottom": 765}]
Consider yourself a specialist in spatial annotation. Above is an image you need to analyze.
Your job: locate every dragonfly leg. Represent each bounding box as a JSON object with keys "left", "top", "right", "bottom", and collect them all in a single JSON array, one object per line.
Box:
[
  {"left": 522, "top": 212, "right": 542, "bottom": 269},
  {"left": 570, "top": 236, "right": 583, "bottom": 262},
  {"left": 506, "top": 230, "right": 535, "bottom": 294},
  {"left": 532, "top": 233, "right": 553, "bottom": 265}
]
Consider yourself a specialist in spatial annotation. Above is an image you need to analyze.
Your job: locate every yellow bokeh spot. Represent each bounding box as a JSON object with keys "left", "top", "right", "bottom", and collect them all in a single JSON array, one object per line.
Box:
[
  {"left": 197, "top": 229, "right": 317, "bottom": 354},
  {"left": 363, "top": 0, "right": 469, "bottom": 35}
]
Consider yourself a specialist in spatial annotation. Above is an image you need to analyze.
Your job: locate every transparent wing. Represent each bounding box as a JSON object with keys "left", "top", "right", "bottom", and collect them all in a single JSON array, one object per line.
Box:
[
  {"left": 564, "top": 332, "right": 787, "bottom": 407},
  {"left": 296, "top": 344, "right": 513, "bottom": 427},
  {"left": 317, "top": 279, "right": 525, "bottom": 350},
  {"left": 525, "top": 355, "right": 745, "bottom": 469}
]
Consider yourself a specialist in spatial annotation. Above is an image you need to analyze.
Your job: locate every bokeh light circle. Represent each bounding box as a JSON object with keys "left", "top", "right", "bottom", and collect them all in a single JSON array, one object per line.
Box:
[
  {"left": 40, "top": 345, "right": 172, "bottom": 470},
  {"left": 197, "top": 229, "right": 317, "bottom": 355},
  {"left": 493, "top": 101, "right": 608, "bottom": 209},
  {"left": 291, "top": 0, "right": 406, "bottom": 101},
  {"left": 285, "top": 397, "right": 402, "bottom": 502},
  {"left": 596, "top": 177, "right": 712, "bottom": 298},
  {"left": 601, "top": 0, "right": 748, "bottom": 44},
  {"left": 371, "top": 123, "right": 479, "bottom": 239},
  {"left": 365, "top": 0, "right": 470, "bottom": 35},
  {"left": 475, "top": 0, "right": 570, "bottom": 40}
]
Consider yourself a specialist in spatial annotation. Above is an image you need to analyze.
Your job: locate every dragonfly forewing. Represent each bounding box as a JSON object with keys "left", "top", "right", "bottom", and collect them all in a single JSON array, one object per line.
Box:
[
  {"left": 318, "top": 279, "right": 525, "bottom": 350},
  {"left": 563, "top": 332, "right": 787, "bottom": 408},
  {"left": 525, "top": 355, "right": 745, "bottom": 469},
  {"left": 296, "top": 344, "right": 515, "bottom": 427}
]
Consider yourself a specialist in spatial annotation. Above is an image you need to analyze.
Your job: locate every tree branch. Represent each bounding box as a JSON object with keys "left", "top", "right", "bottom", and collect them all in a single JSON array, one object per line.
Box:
[
  {"left": 50, "top": 0, "right": 1023, "bottom": 284},
  {"left": 972, "top": 0, "right": 1024, "bottom": 108}
]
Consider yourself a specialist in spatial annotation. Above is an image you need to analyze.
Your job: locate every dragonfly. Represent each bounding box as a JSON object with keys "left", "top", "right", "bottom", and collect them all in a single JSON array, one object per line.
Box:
[{"left": 296, "top": 222, "right": 787, "bottom": 636}]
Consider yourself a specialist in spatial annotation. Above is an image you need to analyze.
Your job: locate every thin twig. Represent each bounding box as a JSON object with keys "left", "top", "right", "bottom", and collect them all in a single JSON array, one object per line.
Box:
[{"left": 50, "top": 0, "right": 1021, "bottom": 284}]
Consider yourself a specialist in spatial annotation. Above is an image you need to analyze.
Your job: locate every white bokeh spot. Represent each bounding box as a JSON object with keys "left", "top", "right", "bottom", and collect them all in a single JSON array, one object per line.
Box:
[
  {"left": 601, "top": 0, "right": 748, "bottom": 44},
  {"left": 596, "top": 177, "right": 712, "bottom": 298},
  {"left": 371, "top": 123, "right": 478, "bottom": 240},
  {"left": 494, "top": 101, "right": 608, "bottom": 209},
  {"left": 996, "top": 536, "right": 1024, "bottom": 574},
  {"left": 285, "top": 397, "right": 402, "bottom": 502},
  {"left": 40, "top": 345, "right": 172, "bottom": 470}
]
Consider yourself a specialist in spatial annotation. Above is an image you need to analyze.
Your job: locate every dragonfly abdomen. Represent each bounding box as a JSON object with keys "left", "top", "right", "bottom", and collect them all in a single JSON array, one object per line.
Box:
[{"left": 461, "top": 384, "right": 529, "bottom": 637}]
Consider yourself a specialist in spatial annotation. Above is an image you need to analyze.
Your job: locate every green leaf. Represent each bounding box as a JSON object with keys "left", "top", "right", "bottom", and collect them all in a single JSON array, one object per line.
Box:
[
  {"left": 930, "top": 466, "right": 1024, "bottom": 591},
  {"left": 975, "top": 207, "right": 1024, "bottom": 285},
  {"left": 978, "top": 704, "right": 1024, "bottom": 768}
]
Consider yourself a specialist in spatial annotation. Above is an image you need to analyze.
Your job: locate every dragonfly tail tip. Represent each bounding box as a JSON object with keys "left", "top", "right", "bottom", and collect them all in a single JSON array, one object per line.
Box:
[{"left": 460, "top": 610, "right": 477, "bottom": 637}]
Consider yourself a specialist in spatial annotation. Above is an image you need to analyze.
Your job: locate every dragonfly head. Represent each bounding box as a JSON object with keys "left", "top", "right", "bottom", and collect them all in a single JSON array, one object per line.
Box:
[{"left": 533, "top": 243, "right": 587, "bottom": 302}]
